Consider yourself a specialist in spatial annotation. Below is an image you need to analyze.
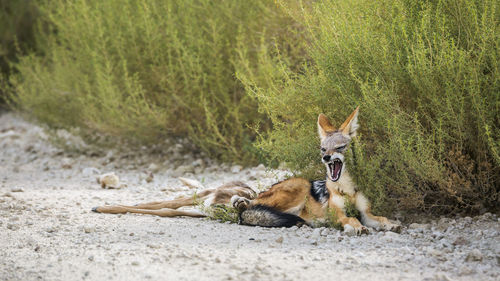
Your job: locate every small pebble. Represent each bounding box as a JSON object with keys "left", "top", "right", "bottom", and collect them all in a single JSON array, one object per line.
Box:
[
  {"left": 465, "top": 249, "right": 483, "bottom": 262},
  {"left": 230, "top": 165, "right": 242, "bottom": 173},
  {"left": 84, "top": 226, "right": 95, "bottom": 233}
]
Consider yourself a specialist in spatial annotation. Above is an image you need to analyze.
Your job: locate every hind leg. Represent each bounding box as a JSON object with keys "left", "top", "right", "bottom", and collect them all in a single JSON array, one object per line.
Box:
[
  {"left": 92, "top": 189, "right": 216, "bottom": 214},
  {"left": 92, "top": 205, "right": 205, "bottom": 217},
  {"left": 131, "top": 197, "right": 198, "bottom": 210}
]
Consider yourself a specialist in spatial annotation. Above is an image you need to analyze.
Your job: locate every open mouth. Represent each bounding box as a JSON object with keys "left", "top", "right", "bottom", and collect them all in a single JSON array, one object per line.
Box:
[{"left": 328, "top": 159, "right": 343, "bottom": 182}]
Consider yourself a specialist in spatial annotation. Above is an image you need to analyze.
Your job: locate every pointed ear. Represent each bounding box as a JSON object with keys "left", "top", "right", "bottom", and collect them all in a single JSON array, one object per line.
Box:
[
  {"left": 318, "top": 113, "right": 335, "bottom": 140},
  {"left": 339, "top": 106, "right": 360, "bottom": 137}
]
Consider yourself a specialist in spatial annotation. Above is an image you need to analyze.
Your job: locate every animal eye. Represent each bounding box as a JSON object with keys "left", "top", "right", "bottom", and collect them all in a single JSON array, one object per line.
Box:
[
  {"left": 320, "top": 147, "right": 326, "bottom": 152},
  {"left": 337, "top": 145, "right": 346, "bottom": 151}
]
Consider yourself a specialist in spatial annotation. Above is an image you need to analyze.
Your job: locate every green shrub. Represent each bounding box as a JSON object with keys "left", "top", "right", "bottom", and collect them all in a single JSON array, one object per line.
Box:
[
  {"left": 0, "top": 0, "right": 39, "bottom": 107},
  {"left": 8, "top": 0, "right": 298, "bottom": 162},
  {"left": 239, "top": 0, "right": 499, "bottom": 215},
  {"left": 6, "top": 0, "right": 498, "bottom": 216}
]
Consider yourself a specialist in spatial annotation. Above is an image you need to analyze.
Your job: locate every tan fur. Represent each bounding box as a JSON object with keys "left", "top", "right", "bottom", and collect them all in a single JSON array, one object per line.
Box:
[
  {"left": 318, "top": 113, "right": 336, "bottom": 139},
  {"left": 248, "top": 179, "right": 327, "bottom": 222},
  {"left": 92, "top": 181, "right": 256, "bottom": 217},
  {"left": 233, "top": 107, "right": 401, "bottom": 234},
  {"left": 339, "top": 105, "right": 359, "bottom": 136},
  {"left": 94, "top": 107, "right": 400, "bottom": 235}
]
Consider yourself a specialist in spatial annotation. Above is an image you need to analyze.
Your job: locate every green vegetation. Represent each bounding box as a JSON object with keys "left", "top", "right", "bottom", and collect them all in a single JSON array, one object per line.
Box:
[
  {"left": 201, "top": 204, "right": 240, "bottom": 224},
  {"left": 0, "top": 0, "right": 39, "bottom": 107},
  {"left": 3, "top": 0, "right": 498, "bottom": 215},
  {"left": 6, "top": 0, "right": 298, "bottom": 162},
  {"left": 312, "top": 208, "right": 343, "bottom": 230},
  {"left": 344, "top": 196, "right": 361, "bottom": 221},
  {"left": 240, "top": 0, "right": 499, "bottom": 215}
]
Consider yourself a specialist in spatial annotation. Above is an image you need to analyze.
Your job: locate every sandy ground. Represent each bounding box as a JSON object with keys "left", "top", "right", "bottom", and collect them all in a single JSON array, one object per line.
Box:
[{"left": 0, "top": 112, "right": 499, "bottom": 281}]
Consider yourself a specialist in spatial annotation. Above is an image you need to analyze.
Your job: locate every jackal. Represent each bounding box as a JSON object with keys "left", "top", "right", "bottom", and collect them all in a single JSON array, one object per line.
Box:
[
  {"left": 231, "top": 107, "right": 401, "bottom": 234},
  {"left": 93, "top": 107, "right": 400, "bottom": 234}
]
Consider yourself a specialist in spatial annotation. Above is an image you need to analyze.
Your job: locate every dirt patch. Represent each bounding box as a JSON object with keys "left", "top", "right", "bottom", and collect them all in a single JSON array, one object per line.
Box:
[{"left": 0, "top": 112, "right": 498, "bottom": 281}]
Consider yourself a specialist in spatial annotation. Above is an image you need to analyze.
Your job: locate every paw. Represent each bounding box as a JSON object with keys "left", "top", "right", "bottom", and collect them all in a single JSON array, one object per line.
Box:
[
  {"left": 91, "top": 205, "right": 127, "bottom": 214},
  {"left": 230, "top": 195, "right": 250, "bottom": 211},
  {"left": 357, "top": 225, "right": 370, "bottom": 235},
  {"left": 344, "top": 224, "right": 369, "bottom": 236}
]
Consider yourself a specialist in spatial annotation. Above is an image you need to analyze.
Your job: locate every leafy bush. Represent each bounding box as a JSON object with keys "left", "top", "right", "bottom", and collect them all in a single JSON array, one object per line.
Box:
[
  {"left": 8, "top": 0, "right": 298, "bottom": 162},
  {"left": 239, "top": 0, "right": 499, "bottom": 215},
  {"left": 7, "top": 0, "right": 498, "bottom": 216},
  {"left": 0, "top": 0, "right": 39, "bottom": 107}
]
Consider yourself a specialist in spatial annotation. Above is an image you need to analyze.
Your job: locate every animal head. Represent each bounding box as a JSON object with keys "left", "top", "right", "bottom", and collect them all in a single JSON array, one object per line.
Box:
[{"left": 317, "top": 106, "right": 359, "bottom": 182}]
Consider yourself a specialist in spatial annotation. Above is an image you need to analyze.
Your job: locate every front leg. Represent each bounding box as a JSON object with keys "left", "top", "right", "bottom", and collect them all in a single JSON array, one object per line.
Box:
[
  {"left": 329, "top": 194, "right": 368, "bottom": 235},
  {"left": 355, "top": 192, "right": 401, "bottom": 233}
]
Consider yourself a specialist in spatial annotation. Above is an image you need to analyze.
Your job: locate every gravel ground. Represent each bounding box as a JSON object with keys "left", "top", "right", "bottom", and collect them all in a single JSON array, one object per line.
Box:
[{"left": 0, "top": 112, "right": 499, "bottom": 281}]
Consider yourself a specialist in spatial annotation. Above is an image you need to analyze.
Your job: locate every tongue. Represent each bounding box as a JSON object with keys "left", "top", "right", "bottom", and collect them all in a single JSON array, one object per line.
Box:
[{"left": 333, "top": 161, "right": 341, "bottom": 176}]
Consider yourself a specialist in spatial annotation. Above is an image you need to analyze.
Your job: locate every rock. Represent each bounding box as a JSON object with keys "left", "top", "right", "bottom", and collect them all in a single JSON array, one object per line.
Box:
[
  {"left": 320, "top": 228, "right": 332, "bottom": 236},
  {"left": 191, "top": 159, "right": 204, "bottom": 167},
  {"left": 6, "top": 223, "right": 19, "bottom": 231},
  {"left": 88, "top": 255, "right": 94, "bottom": 261},
  {"left": 481, "top": 212, "right": 493, "bottom": 220},
  {"left": 431, "top": 231, "right": 444, "bottom": 240},
  {"left": 231, "top": 165, "right": 242, "bottom": 173},
  {"left": 409, "top": 223, "right": 429, "bottom": 230},
  {"left": 427, "top": 248, "right": 446, "bottom": 261},
  {"left": 145, "top": 172, "right": 154, "bottom": 183},
  {"left": 10, "top": 187, "right": 24, "bottom": 192},
  {"left": 458, "top": 266, "right": 475, "bottom": 276},
  {"left": 0, "top": 130, "right": 19, "bottom": 139},
  {"left": 465, "top": 249, "right": 483, "bottom": 262},
  {"left": 147, "top": 163, "right": 160, "bottom": 173},
  {"left": 312, "top": 228, "right": 322, "bottom": 239},
  {"left": 452, "top": 236, "right": 468, "bottom": 246},
  {"left": 384, "top": 231, "right": 400, "bottom": 240},
  {"left": 256, "top": 164, "right": 266, "bottom": 171},
  {"left": 131, "top": 261, "right": 139, "bottom": 266},
  {"left": 45, "top": 227, "right": 57, "bottom": 233},
  {"left": 275, "top": 236, "right": 284, "bottom": 243},
  {"left": 83, "top": 225, "right": 95, "bottom": 233},
  {"left": 173, "top": 165, "right": 195, "bottom": 176},
  {"left": 105, "top": 151, "right": 115, "bottom": 162},
  {"left": 147, "top": 244, "right": 161, "bottom": 249},
  {"left": 9, "top": 216, "right": 20, "bottom": 222},
  {"left": 178, "top": 177, "right": 205, "bottom": 189},
  {"left": 61, "top": 157, "right": 72, "bottom": 169},
  {"left": 438, "top": 239, "right": 453, "bottom": 251},
  {"left": 381, "top": 231, "right": 400, "bottom": 242},
  {"left": 97, "top": 172, "right": 120, "bottom": 189},
  {"left": 433, "top": 273, "right": 452, "bottom": 281}
]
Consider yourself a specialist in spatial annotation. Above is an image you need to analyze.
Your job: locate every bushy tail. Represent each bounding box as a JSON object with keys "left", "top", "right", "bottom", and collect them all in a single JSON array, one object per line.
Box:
[{"left": 239, "top": 205, "right": 305, "bottom": 227}]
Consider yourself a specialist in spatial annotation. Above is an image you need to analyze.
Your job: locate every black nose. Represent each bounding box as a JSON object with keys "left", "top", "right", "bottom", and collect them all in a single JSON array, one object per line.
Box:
[{"left": 323, "top": 155, "right": 331, "bottom": 162}]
